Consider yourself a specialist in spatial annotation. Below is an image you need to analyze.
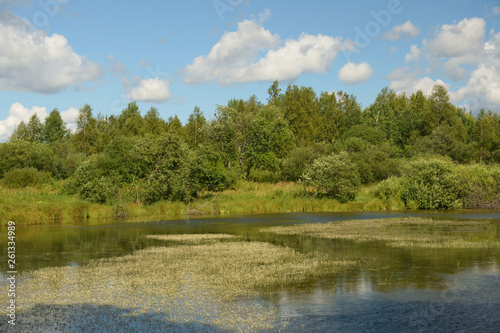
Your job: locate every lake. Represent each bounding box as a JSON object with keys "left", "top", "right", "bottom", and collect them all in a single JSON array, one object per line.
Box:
[{"left": 1, "top": 211, "right": 499, "bottom": 332}]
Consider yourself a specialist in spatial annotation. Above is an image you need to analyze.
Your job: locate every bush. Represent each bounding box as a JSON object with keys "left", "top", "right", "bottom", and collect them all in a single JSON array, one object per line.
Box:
[
  {"left": 373, "top": 176, "right": 402, "bottom": 202},
  {"left": 399, "top": 157, "right": 462, "bottom": 209},
  {"left": 79, "top": 176, "right": 118, "bottom": 204},
  {"left": 281, "top": 143, "right": 336, "bottom": 181},
  {"left": 459, "top": 164, "right": 500, "bottom": 209},
  {"left": 301, "top": 152, "right": 360, "bottom": 202},
  {"left": 2, "top": 167, "right": 52, "bottom": 188}
]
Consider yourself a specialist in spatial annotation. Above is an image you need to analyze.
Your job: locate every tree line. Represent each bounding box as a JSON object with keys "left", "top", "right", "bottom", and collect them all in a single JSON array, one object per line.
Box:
[{"left": 1, "top": 81, "right": 499, "bottom": 208}]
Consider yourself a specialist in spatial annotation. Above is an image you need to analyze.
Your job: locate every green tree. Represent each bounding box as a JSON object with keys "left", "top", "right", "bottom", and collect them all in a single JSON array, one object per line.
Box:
[
  {"left": 281, "top": 85, "right": 319, "bottom": 144},
  {"left": 11, "top": 114, "right": 44, "bottom": 142},
  {"left": 316, "top": 91, "right": 338, "bottom": 142},
  {"left": 185, "top": 106, "right": 207, "bottom": 148},
  {"left": 267, "top": 80, "right": 282, "bottom": 107},
  {"left": 144, "top": 107, "right": 165, "bottom": 136},
  {"left": 118, "top": 102, "right": 144, "bottom": 136},
  {"left": 409, "top": 90, "right": 431, "bottom": 136},
  {"left": 472, "top": 109, "right": 500, "bottom": 162},
  {"left": 72, "top": 104, "right": 98, "bottom": 156},
  {"left": 210, "top": 99, "right": 293, "bottom": 180},
  {"left": 44, "top": 108, "right": 69, "bottom": 143}
]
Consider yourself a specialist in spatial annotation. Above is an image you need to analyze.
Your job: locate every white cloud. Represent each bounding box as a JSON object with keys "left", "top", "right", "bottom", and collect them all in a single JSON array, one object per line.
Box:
[
  {"left": 0, "top": 103, "right": 46, "bottom": 141},
  {"left": 183, "top": 15, "right": 346, "bottom": 84},
  {"left": 126, "top": 78, "right": 172, "bottom": 103},
  {"left": 60, "top": 107, "right": 79, "bottom": 133},
  {"left": 404, "top": 44, "right": 421, "bottom": 62},
  {"left": 427, "top": 17, "right": 485, "bottom": 58},
  {"left": 383, "top": 20, "right": 420, "bottom": 40},
  {"left": 0, "top": 10, "right": 103, "bottom": 94},
  {"left": 388, "top": 18, "right": 500, "bottom": 111},
  {"left": 338, "top": 62, "right": 373, "bottom": 84},
  {"left": 450, "top": 64, "right": 500, "bottom": 111},
  {"left": 0, "top": 103, "right": 80, "bottom": 141},
  {"left": 388, "top": 67, "right": 448, "bottom": 96},
  {"left": 493, "top": 6, "right": 500, "bottom": 15}
]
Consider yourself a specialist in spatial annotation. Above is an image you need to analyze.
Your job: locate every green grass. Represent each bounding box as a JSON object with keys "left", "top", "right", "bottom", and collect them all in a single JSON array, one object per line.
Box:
[{"left": 1, "top": 181, "right": 406, "bottom": 225}]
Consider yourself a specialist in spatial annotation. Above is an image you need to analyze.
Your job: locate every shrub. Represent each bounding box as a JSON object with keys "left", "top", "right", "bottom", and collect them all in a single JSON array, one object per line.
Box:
[
  {"left": 373, "top": 176, "right": 402, "bottom": 202},
  {"left": 1, "top": 167, "right": 52, "bottom": 188},
  {"left": 79, "top": 176, "right": 118, "bottom": 204},
  {"left": 399, "top": 157, "right": 462, "bottom": 209},
  {"left": 459, "top": 164, "right": 500, "bottom": 209},
  {"left": 301, "top": 152, "right": 360, "bottom": 202}
]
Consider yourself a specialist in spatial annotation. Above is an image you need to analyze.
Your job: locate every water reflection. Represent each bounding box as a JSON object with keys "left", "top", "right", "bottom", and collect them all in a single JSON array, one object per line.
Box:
[{"left": 269, "top": 267, "right": 500, "bottom": 332}]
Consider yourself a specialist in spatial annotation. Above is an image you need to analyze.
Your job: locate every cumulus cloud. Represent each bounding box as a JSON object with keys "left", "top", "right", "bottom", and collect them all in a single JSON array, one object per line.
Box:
[
  {"left": 126, "top": 78, "right": 172, "bottom": 103},
  {"left": 0, "top": 103, "right": 81, "bottom": 141},
  {"left": 0, "top": 103, "right": 46, "bottom": 141},
  {"left": 0, "top": 10, "right": 103, "bottom": 94},
  {"left": 338, "top": 62, "right": 373, "bottom": 84},
  {"left": 388, "top": 67, "right": 448, "bottom": 96},
  {"left": 183, "top": 15, "right": 346, "bottom": 84},
  {"left": 404, "top": 44, "right": 421, "bottom": 63},
  {"left": 388, "top": 17, "right": 500, "bottom": 111},
  {"left": 427, "top": 17, "right": 485, "bottom": 58},
  {"left": 492, "top": 6, "right": 500, "bottom": 15},
  {"left": 60, "top": 107, "right": 79, "bottom": 133},
  {"left": 383, "top": 20, "right": 420, "bottom": 40},
  {"left": 450, "top": 64, "right": 500, "bottom": 111}
]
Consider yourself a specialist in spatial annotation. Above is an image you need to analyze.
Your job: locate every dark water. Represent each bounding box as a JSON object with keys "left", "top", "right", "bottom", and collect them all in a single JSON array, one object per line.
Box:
[{"left": 1, "top": 211, "right": 500, "bottom": 332}]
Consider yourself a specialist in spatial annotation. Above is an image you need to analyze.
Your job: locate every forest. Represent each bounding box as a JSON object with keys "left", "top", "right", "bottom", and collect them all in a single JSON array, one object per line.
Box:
[{"left": 2, "top": 81, "right": 500, "bottom": 223}]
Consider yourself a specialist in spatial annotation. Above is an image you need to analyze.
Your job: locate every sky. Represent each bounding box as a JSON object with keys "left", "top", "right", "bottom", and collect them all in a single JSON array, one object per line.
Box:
[{"left": 0, "top": 0, "right": 499, "bottom": 141}]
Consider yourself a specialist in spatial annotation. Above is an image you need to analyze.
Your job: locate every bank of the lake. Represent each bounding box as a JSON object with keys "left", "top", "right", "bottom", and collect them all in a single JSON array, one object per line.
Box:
[{"left": 1, "top": 181, "right": 405, "bottom": 225}]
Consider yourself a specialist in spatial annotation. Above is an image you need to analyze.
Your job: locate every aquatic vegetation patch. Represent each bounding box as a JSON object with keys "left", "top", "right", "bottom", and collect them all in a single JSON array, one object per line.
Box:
[
  {"left": 262, "top": 218, "right": 500, "bottom": 248},
  {"left": 1, "top": 235, "right": 354, "bottom": 332},
  {"left": 146, "top": 233, "right": 238, "bottom": 244}
]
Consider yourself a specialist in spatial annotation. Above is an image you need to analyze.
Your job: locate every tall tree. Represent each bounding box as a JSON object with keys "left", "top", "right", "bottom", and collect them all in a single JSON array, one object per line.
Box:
[
  {"left": 185, "top": 106, "right": 207, "bottom": 148},
  {"left": 118, "top": 102, "right": 144, "bottom": 136},
  {"left": 281, "top": 85, "right": 319, "bottom": 144},
  {"left": 144, "top": 107, "right": 165, "bottom": 136},
  {"left": 72, "top": 104, "right": 98, "bottom": 156},
  {"left": 472, "top": 109, "right": 500, "bottom": 161},
  {"left": 11, "top": 114, "right": 44, "bottom": 142},
  {"left": 44, "top": 108, "right": 69, "bottom": 143}
]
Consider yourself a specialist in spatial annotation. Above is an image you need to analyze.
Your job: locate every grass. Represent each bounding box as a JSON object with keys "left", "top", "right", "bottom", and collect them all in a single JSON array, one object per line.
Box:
[
  {"left": 261, "top": 218, "right": 500, "bottom": 248},
  {"left": 2, "top": 235, "right": 355, "bottom": 332},
  {"left": 1, "top": 181, "right": 405, "bottom": 225}
]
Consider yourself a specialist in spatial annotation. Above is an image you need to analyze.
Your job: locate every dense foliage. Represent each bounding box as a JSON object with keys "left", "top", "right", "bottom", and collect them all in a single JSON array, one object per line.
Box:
[{"left": 3, "top": 81, "right": 500, "bottom": 210}]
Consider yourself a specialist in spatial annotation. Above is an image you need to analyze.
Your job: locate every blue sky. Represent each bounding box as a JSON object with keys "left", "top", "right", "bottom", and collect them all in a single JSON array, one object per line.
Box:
[{"left": 0, "top": 0, "right": 499, "bottom": 140}]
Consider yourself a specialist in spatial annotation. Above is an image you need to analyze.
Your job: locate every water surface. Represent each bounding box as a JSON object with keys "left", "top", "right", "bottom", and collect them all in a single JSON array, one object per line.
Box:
[{"left": 1, "top": 211, "right": 499, "bottom": 331}]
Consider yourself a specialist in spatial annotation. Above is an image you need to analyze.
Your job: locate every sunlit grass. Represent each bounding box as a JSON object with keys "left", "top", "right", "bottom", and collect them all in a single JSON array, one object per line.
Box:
[
  {"left": 262, "top": 218, "right": 500, "bottom": 248},
  {"left": 1, "top": 181, "right": 407, "bottom": 225},
  {"left": 2, "top": 235, "right": 355, "bottom": 331},
  {"left": 146, "top": 233, "right": 238, "bottom": 244}
]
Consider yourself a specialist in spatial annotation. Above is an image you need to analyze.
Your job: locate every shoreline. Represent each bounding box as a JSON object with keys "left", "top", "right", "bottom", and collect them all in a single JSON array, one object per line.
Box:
[{"left": 1, "top": 181, "right": 498, "bottom": 226}]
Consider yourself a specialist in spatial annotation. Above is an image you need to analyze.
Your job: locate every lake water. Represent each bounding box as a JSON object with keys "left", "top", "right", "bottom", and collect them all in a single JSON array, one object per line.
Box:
[{"left": 1, "top": 211, "right": 500, "bottom": 332}]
